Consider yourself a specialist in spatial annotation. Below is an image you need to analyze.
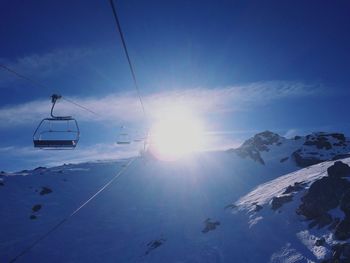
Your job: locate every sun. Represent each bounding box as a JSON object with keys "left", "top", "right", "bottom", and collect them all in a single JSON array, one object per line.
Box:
[{"left": 149, "top": 107, "right": 205, "bottom": 161}]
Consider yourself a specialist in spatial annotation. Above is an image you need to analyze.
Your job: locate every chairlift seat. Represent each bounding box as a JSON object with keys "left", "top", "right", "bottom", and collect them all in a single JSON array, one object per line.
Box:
[
  {"left": 33, "top": 118, "right": 80, "bottom": 150},
  {"left": 117, "top": 141, "right": 131, "bottom": 145},
  {"left": 34, "top": 139, "right": 78, "bottom": 148}
]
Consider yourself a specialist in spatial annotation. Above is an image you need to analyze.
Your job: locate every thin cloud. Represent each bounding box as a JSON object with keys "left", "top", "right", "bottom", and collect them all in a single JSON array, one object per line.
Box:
[
  {"left": 0, "top": 81, "right": 319, "bottom": 127},
  {"left": 0, "top": 47, "right": 96, "bottom": 87}
]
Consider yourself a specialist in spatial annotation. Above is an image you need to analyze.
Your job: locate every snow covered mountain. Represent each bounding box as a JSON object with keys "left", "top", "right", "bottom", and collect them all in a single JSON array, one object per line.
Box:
[
  {"left": 1, "top": 131, "right": 350, "bottom": 262},
  {"left": 232, "top": 158, "right": 350, "bottom": 262},
  {"left": 232, "top": 131, "right": 350, "bottom": 168}
]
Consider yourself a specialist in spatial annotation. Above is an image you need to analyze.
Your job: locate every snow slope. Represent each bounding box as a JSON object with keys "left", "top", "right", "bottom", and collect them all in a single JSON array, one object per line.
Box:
[
  {"left": 232, "top": 158, "right": 350, "bottom": 262},
  {"left": 1, "top": 131, "right": 350, "bottom": 262},
  {"left": 0, "top": 151, "right": 279, "bottom": 263}
]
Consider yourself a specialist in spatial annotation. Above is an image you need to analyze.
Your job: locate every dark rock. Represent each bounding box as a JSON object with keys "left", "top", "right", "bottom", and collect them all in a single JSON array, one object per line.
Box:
[
  {"left": 145, "top": 238, "right": 166, "bottom": 255},
  {"left": 271, "top": 195, "right": 293, "bottom": 210},
  {"left": 308, "top": 152, "right": 319, "bottom": 155},
  {"left": 303, "top": 137, "right": 332, "bottom": 150},
  {"left": 253, "top": 204, "right": 263, "bottom": 212},
  {"left": 297, "top": 176, "right": 350, "bottom": 219},
  {"left": 202, "top": 218, "right": 220, "bottom": 233},
  {"left": 343, "top": 243, "right": 350, "bottom": 258},
  {"left": 40, "top": 187, "right": 52, "bottom": 195},
  {"left": 283, "top": 183, "right": 304, "bottom": 194},
  {"left": 333, "top": 154, "right": 350, "bottom": 161},
  {"left": 292, "top": 151, "right": 322, "bottom": 168},
  {"left": 340, "top": 190, "right": 350, "bottom": 217},
  {"left": 332, "top": 243, "right": 343, "bottom": 260},
  {"left": 224, "top": 204, "right": 236, "bottom": 210},
  {"left": 335, "top": 219, "right": 350, "bottom": 240},
  {"left": 315, "top": 237, "right": 326, "bottom": 246},
  {"left": 308, "top": 213, "right": 333, "bottom": 229},
  {"left": 324, "top": 243, "right": 350, "bottom": 262},
  {"left": 331, "top": 133, "right": 346, "bottom": 142},
  {"left": 327, "top": 161, "right": 350, "bottom": 178},
  {"left": 333, "top": 141, "right": 346, "bottom": 147},
  {"left": 328, "top": 217, "right": 341, "bottom": 231},
  {"left": 297, "top": 162, "right": 350, "bottom": 235},
  {"left": 294, "top": 136, "right": 302, "bottom": 140},
  {"left": 34, "top": 166, "right": 46, "bottom": 171},
  {"left": 0, "top": 182, "right": 4, "bottom": 186},
  {"left": 235, "top": 148, "right": 265, "bottom": 165},
  {"left": 280, "top": 157, "right": 289, "bottom": 163},
  {"left": 32, "top": 204, "right": 42, "bottom": 212},
  {"left": 30, "top": 215, "right": 37, "bottom": 220}
]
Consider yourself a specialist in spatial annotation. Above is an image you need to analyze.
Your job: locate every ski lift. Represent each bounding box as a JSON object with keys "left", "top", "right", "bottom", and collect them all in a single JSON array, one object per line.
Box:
[
  {"left": 117, "top": 126, "right": 131, "bottom": 145},
  {"left": 33, "top": 94, "right": 80, "bottom": 149},
  {"left": 133, "top": 131, "right": 146, "bottom": 142}
]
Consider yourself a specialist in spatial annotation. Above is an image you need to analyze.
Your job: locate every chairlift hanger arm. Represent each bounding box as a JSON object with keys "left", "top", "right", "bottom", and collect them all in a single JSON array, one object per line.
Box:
[{"left": 50, "top": 94, "right": 71, "bottom": 119}]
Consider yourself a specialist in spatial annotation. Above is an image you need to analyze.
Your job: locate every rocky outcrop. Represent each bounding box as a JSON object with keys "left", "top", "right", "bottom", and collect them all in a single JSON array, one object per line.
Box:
[
  {"left": 34, "top": 166, "right": 47, "bottom": 171},
  {"left": 280, "top": 157, "right": 289, "bottom": 163},
  {"left": 202, "top": 218, "right": 220, "bottom": 233},
  {"left": 271, "top": 195, "right": 293, "bottom": 210},
  {"left": 332, "top": 154, "right": 350, "bottom": 160},
  {"left": 323, "top": 243, "right": 350, "bottom": 262},
  {"left": 32, "top": 204, "right": 42, "bottom": 212},
  {"left": 40, "top": 187, "right": 52, "bottom": 195},
  {"left": 327, "top": 161, "right": 350, "bottom": 178},
  {"left": 145, "top": 238, "right": 166, "bottom": 255},
  {"left": 303, "top": 135, "right": 332, "bottom": 150},
  {"left": 282, "top": 182, "right": 305, "bottom": 194},
  {"left": 292, "top": 133, "right": 350, "bottom": 168},
  {"left": 292, "top": 150, "right": 323, "bottom": 167},
  {"left": 234, "top": 131, "right": 283, "bottom": 165},
  {"left": 297, "top": 161, "right": 350, "bottom": 236}
]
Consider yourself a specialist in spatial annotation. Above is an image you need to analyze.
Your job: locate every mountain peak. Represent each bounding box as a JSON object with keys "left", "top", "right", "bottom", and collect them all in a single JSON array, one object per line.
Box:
[{"left": 233, "top": 131, "right": 284, "bottom": 165}]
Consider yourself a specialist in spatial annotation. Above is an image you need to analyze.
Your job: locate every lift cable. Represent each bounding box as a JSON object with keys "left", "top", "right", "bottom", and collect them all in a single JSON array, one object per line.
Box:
[
  {"left": 0, "top": 64, "right": 99, "bottom": 116},
  {"left": 109, "top": 0, "right": 147, "bottom": 119}
]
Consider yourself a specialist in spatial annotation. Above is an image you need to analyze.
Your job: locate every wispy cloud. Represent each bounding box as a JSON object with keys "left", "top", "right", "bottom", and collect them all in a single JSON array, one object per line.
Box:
[
  {"left": 0, "top": 48, "right": 95, "bottom": 87},
  {"left": 0, "top": 81, "right": 320, "bottom": 127}
]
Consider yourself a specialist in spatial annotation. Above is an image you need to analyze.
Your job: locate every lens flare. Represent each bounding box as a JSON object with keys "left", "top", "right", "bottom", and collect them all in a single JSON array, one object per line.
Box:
[{"left": 149, "top": 107, "right": 205, "bottom": 161}]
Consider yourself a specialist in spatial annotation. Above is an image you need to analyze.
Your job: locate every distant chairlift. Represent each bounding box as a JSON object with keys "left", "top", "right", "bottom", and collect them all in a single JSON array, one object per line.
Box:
[
  {"left": 133, "top": 131, "right": 146, "bottom": 142},
  {"left": 117, "top": 126, "right": 131, "bottom": 145},
  {"left": 33, "top": 94, "right": 80, "bottom": 149}
]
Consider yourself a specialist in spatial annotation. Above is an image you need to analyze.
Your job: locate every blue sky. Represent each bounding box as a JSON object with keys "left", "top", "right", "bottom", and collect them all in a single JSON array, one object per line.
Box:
[{"left": 1, "top": 0, "right": 350, "bottom": 171}]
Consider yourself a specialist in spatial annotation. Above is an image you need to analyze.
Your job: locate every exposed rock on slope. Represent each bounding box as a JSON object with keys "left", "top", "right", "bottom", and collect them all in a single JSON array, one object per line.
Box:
[
  {"left": 292, "top": 132, "right": 350, "bottom": 167},
  {"left": 233, "top": 131, "right": 350, "bottom": 168},
  {"left": 233, "top": 158, "right": 350, "bottom": 262}
]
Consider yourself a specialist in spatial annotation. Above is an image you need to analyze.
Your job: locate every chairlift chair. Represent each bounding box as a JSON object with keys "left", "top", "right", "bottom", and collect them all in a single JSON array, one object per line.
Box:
[
  {"left": 33, "top": 94, "right": 80, "bottom": 149},
  {"left": 117, "top": 126, "right": 131, "bottom": 145},
  {"left": 133, "top": 131, "right": 146, "bottom": 142}
]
